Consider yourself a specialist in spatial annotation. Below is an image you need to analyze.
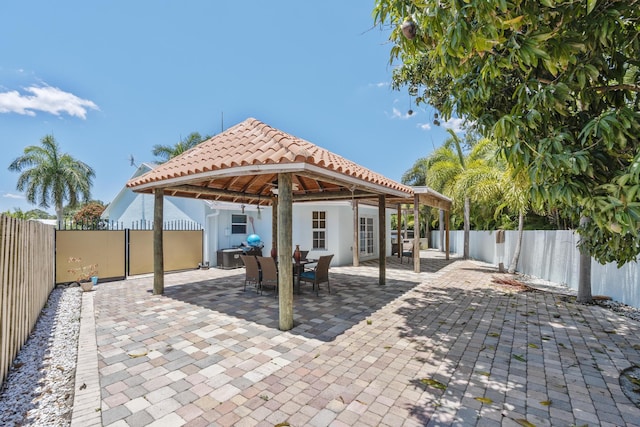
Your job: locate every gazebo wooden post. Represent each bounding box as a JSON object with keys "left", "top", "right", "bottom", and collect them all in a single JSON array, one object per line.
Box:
[
  {"left": 153, "top": 188, "right": 164, "bottom": 295},
  {"left": 439, "top": 209, "right": 445, "bottom": 252},
  {"left": 413, "top": 194, "right": 420, "bottom": 273},
  {"left": 271, "top": 196, "right": 278, "bottom": 256},
  {"left": 445, "top": 210, "right": 450, "bottom": 260},
  {"left": 277, "top": 173, "right": 294, "bottom": 331},
  {"left": 352, "top": 199, "right": 359, "bottom": 267},
  {"left": 378, "top": 194, "right": 386, "bottom": 286},
  {"left": 396, "top": 204, "right": 402, "bottom": 259}
]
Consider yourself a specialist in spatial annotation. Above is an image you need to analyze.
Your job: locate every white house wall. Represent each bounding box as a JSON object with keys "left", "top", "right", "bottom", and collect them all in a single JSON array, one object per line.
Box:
[
  {"left": 205, "top": 201, "right": 394, "bottom": 268},
  {"left": 113, "top": 193, "right": 205, "bottom": 228},
  {"left": 106, "top": 187, "right": 396, "bottom": 268}
]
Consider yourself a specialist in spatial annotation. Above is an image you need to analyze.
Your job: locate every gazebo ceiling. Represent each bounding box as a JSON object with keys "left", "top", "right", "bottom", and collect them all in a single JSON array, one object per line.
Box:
[{"left": 126, "top": 118, "right": 450, "bottom": 210}]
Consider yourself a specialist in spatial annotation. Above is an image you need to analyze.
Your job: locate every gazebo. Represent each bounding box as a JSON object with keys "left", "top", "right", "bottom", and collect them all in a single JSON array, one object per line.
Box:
[{"left": 127, "top": 118, "right": 451, "bottom": 330}]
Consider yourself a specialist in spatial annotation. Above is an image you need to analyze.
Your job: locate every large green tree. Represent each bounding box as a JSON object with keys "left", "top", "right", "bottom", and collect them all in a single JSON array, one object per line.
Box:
[
  {"left": 374, "top": 0, "right": 640, "bottom": 300},
  {"left": 9, "top": 135, "right": 95, "bottom": 224},
  {"left": 152, "top": 132, "right": 210, "bottom": 163}
]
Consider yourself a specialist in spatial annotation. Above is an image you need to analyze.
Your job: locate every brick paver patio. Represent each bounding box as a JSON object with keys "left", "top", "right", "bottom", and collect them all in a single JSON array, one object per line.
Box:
[{"left": 71, "top": 250, "right": 640, "bottom": 426}]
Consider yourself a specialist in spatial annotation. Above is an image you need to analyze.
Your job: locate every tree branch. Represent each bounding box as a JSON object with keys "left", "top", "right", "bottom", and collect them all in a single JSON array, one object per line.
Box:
[{"left": 593, "top": 84, "right": 640, "bottom": 93}]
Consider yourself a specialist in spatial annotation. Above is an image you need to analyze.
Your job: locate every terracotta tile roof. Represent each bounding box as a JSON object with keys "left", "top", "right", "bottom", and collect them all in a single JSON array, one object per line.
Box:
[{"left": 127, "top": 118, "right": 413, "bottom": 196}]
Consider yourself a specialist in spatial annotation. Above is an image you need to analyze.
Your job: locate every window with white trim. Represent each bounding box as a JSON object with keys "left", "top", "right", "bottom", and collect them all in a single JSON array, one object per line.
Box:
[
  {"left": 312, "top": 211, "right": 326, "bottom": 249},
  {"left": 231, "top": 214, "right": 247, "bottom": 234}
]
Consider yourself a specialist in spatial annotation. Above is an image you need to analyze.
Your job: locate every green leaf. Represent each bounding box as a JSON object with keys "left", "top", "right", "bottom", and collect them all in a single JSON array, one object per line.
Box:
[
  {"left": 540, "top": 400, "right": 552, "bottom": 406},
  {"left": 475, "top": 397, "right": 493, "bottom": 404},
  {"left": 586, "top": 0, "right": 597, "bottom": 14},
  {"left": 501, "top": 15, "right": 524, "bottom": 27},
  {"left": 626, "top": 185, "right": 639, "bottom": 204},
  {"left": 420, "top": 378, "right": 447, "bottom": 390},
  {"left": 513, "top": 354, "right": 527, "bottom": 362},
  {"left": 515, "top": 419, "right": 536, "bottom": 427}
]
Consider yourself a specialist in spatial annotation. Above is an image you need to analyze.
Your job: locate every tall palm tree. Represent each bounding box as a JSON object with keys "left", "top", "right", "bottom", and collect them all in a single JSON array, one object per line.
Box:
[
  {"left": 8, "top": 135, "right": 95, "bottom": 224},
  {"left": 401, "top": 157, "right": 429, "bottom": 186},
  {"left": 425, "top": 130, "right": 495, "bottom": 258},
  {"left": 469, "top": 147, "right": 532, "bottom": 273},
  {"left": 400, "top": 157, "right": 435, "bottom": 242},
  {"left": 152, "top": 132, "right": 209, "bottom": 163}
]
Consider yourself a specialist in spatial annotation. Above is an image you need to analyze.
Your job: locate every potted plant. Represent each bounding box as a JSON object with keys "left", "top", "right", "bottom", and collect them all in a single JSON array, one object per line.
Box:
[{"left": 67, "top": 257, "right": 98, "bottom": 291}]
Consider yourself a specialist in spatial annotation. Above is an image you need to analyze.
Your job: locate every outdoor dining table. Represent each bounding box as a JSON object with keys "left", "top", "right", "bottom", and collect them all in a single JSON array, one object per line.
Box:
[{"left": 271, "top": 257, "right": 317, "bottom": 294}]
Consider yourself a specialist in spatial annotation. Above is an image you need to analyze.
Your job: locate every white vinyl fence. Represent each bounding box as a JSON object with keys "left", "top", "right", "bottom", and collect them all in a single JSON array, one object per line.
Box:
[{"left": 431, "top": 229, "right": 639, "bottom": 309}]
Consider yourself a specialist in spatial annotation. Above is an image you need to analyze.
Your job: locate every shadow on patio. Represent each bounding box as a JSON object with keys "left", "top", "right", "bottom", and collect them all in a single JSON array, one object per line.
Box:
[
  {"left": 90, "top": 253, "right": 640, "bottom": 426},
  {"left": 387, "top": 263, "right": 640, "bottom": 425},
  {"left": 159, "top": 251, "right": 459, "bottom": 343}
]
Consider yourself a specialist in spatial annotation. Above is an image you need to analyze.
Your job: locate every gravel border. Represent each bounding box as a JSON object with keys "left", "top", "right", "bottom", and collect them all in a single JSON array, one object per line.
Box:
[{"left": 0, "top": 286, "right": 81, "bottom": 427}]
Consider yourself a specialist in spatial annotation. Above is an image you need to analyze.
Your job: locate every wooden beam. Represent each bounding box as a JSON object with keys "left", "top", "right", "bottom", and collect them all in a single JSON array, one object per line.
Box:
[
  {"left": 167, "top": 185, "right": 262, "bottom": 201},
  {"left": 439, "top": 209, "right": 445, "bottom": 253},
  {"left": 277, "top": 173, "right": 294, "bottom": 331},
  {"left": 418, "top": 194, "right": 452, "bottom": 210},
  {"left": 292, "top": 189, "right": 374, "bottom": 202},
  {"left": 413, "top": 195, "right": 420, "bottom": 273},
  {"left": 352, "top": 200, "right": 359, "bottom": 267},
  {"left": 378, "top": 194, "right": 386, "bottom": 286},
  {"left": 155, "top": 184, "right": 378, "bottom": 204},
  {"left": 271, "top": 196, "right": 278, "bottom": 257},
  {"left": 445, "top": 210, "right": 450, "bottom": 261},
  {"left": 396, "top": 204, "right": 402, "bottom": 259},
  {"left": 153, "top": 188, "right": 164, "bottom": 295}
]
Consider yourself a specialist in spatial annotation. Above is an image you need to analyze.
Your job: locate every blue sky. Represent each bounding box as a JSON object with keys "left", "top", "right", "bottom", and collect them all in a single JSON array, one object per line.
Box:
[{"left": 0, "top": 1, "right": 464, "bottom": 214}]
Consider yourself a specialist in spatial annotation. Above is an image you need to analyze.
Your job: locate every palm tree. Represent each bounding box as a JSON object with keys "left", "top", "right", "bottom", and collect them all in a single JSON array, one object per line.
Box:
[
  {"left": 8, "top": 135, "right": 95, "bottom": 224},
  {"left": 427, "top": 129, "right": 496, "bottom": 258},
  {"left": 401, "top": 157, "right": 429, "bottom": 186},
  {"left": 152, "top": 132, "right": 210, "bottom": 163},
  {"left": 400, "top": 157, "right": 435, "bottom": 242},
  {"left": 470, "top": 148, "right": 532, "bottom": 273}
]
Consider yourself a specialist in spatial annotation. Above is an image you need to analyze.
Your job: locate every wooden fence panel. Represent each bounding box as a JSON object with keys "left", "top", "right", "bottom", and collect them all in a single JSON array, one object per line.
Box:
[
  {"left": 0, "top": 216, "right": 55, "bottom": 387},
  {"left": 55, "top": 230, "right": 126, "bottom": 284},
  {"left": 129, "top": 230, "right": 203, "bottom": 276}
]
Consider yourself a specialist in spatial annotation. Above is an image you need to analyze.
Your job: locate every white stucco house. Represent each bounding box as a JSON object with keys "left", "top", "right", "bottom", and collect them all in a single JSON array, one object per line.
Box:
[{"left": 102, "top": 163, "right": 395, "bottom": 268}]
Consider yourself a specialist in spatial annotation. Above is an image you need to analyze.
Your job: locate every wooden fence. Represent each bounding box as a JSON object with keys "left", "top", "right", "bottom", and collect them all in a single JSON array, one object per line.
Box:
[{"left": 0, "top": 215, "right": 55, "bottom": 387}]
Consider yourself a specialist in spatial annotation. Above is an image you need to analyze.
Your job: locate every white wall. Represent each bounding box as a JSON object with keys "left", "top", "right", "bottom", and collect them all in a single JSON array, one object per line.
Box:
[
  {"left": 206, "top": 201, "right": 394, "bottom": 267},
  {"left": 106, "top": 192, "right": 206, "bottom": 227},
  {"left": 432, "top": 230, "right": 640, "bottom": 309},
  {"left": 109, "top": 195, "right": 394, "bottom": 268}
]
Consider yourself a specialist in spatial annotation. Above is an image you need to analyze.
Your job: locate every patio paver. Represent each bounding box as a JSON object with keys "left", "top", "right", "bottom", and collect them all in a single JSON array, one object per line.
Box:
[{"left": 72, "top": 251, "right": 640, "bottom": 426}]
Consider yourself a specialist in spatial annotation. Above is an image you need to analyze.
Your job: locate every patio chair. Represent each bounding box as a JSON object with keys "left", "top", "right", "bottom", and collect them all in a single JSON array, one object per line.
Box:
[
  {"left": 299, "top": 254, "right": 334, "bottom": 296},
  {"left": 240, "top": 255, "right": 260, "bottom": 292},
  {"left": 401, "top": 240, "right": 414, "bottom": 264},
  {"left": 256, "top": 256, "right": 278, "bottom": 296}
]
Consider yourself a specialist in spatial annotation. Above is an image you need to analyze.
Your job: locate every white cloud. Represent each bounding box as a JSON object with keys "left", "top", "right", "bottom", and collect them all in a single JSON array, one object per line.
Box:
[
  {"left": 0, "top": 85, "right": 99, "bottom": 119},
  {"left": 418, "top": 122, "right": 431, "bottom": 131},
  {"left": 389, "top": 107, "right": 415, "bottom": 120},
  {"left": 369, "top": 82, "right": 388, "bottom": 88},
  {"left": 442, "top": 117, "right": 467, "bottom": 134},
  {"left": 3, "top": 193, "right": 24, "bottom": 199}
]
